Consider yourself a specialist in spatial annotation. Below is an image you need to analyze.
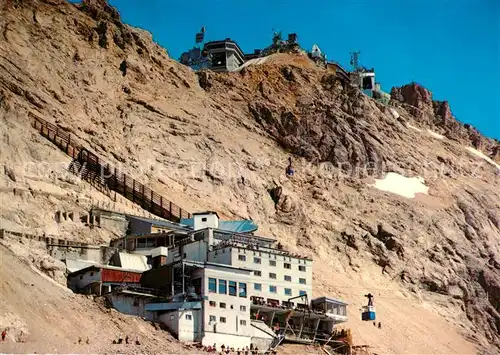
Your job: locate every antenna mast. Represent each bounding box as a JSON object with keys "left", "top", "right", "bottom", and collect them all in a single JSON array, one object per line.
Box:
[
  {"left": 350, "top": 51, "right": 360, "bottom": 72},
  {"left": 195, "top": 26, "right": 206, "bottom": 47}
]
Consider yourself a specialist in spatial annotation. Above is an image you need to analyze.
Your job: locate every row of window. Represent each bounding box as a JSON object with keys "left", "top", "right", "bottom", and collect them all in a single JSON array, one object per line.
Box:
[
  {"left": 208, "top": 315, "right": 247, "bottom": 326},
  {"left": 253, "top": 271, "right": 306, "bottom": 284},
  {"left": 209, "top": 278, "right": 247, "bottom": 297},
  {"left": 208, "top": 302, "right": 247, "bottom": 312},
  {"left": 238, "top": 255, "right": 307, "bottom": 271},
  {"left": 254, "top": 283, "right": 307, "bottom": 296}
]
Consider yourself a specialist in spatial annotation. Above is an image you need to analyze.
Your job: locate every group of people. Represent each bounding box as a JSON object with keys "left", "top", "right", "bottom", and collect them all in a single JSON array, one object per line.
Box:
[
  {"left": 1, "top": 328, "right": 27, "bottom": 343},
  {"left": 111, "top": 335, "right": 141, "bottom": 345},
  {"left": 201, "top": 343, "right": 261, "bottom": 354},
  {"left": 77, "top": 337, "right": 90, "bottom": 345}
]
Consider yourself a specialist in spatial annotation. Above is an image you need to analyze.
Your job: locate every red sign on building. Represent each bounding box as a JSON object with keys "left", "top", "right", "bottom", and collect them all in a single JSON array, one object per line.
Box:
[{"left": 101, "top": 268, "right": 142, "bottom": 283}]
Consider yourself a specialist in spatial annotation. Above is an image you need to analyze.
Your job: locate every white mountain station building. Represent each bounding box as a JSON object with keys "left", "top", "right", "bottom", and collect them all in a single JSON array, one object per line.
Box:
[{"left": 117, "top": 211, "right": 348, "bottom": 351}]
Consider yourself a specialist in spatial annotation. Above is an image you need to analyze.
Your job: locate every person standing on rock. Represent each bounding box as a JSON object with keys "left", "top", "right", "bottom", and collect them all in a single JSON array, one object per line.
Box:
[
  {"left": 1, "top": 329, "right": 7, "bottom": 341},
  {"left": 286, "top": 157, "right": 295, "bottom": 177}
]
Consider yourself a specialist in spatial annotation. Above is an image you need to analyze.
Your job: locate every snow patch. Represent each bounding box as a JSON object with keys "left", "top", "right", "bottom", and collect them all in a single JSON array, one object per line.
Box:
[
  {"left": 466, "top": 147, "right": 500, "bottom": 170},
  {"left": 371, "top": 172, "right": 429, "bottom": 198},
  {"left": 427, "top": 129, "right": 445, "bottom": 140},
  {"left": 406, "top": 123, "right": 422, "bottom": 132}
]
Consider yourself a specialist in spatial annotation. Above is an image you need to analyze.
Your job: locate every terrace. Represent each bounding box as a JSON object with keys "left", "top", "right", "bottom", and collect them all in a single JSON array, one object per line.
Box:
[{"left": 212, "top": 230, "right": 312, "bottom": 261}]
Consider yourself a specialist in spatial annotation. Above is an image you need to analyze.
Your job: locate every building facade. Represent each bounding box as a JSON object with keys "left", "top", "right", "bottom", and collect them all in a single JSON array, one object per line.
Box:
[
  {"left": 67, "top": 265, "right": 143, "bottom": 295},
  {"left": 225, "top": 246, "right": 313, "bottom": 306},
  {"left": 194, "top": 263, "right": 253, "bottom": 348},
  {"left": 134, "top": 212, "right": 348, "bottom": 351},
  {"left": 180, "top": 39, "right": 245, "bottom": 72}
]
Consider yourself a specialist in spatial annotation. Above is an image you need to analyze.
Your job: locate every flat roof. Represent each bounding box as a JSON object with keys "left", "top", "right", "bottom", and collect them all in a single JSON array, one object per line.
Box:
[
  {"left": 180, "top": 218, "right": 258, "bottom": 233},
  {"left": 122, "top": 229, "right": 191, "bottom": 239},
  {"left": 68, "top": 264, "right": 145, "bottom": 276},
  {"left": 250, "top": 304, "right": 340, "bottom": 321},
  {"left": 311, "top": 296, "right": 348, "bottom": 305},
  {"left": 192, "top": 211, "right": 220, "bottom": 218},
  {"left": 125, "top": 215, "right": 190, "bottom": 230},
  {"left": 167, "top": 259, "right": 253, "bottom": 274},
  {"left": 213, "top": 228, "right": 276, "bottom": 243}
]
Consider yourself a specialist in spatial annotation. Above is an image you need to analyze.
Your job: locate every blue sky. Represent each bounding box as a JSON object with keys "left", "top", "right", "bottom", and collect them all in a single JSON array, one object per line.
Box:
[{"left": 96, "top": 0, "right": 499, "bottom": 139}]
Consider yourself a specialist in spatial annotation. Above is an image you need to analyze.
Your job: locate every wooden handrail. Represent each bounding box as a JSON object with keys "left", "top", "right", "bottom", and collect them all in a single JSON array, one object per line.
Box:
[{"left": 30, "top": 113, "right": 191, "bottom": 222}]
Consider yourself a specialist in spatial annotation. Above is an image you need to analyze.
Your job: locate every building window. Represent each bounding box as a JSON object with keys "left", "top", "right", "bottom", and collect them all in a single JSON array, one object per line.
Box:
[
  {"left": 220, "top": 317, "right": 226, "bottom": 323},
  {"left": 253, "top": 257, "right": 261, "bottom": 264},
  {"left": 254, "top": 270, "right": 261, "bottom": 277},
  {"left": 137, "top": 238, "right": 154, "bottom": 249},
  {"left": 284, "top": 263, "right": 291, "bottom": 269},
  {"left": 90, "top": 272, "right": 94, "bottom": 276},
  {"left": 238, "top": 254, "right": 246, "bottom": 261},
  {"left": 300, "top": 290, "right": 307, "bottom": 296},
  {"left": 269, "top": 260, "right": 276, "bottom": 266},
  {"left": 362, "top": 76, "right": 373, "bottom": 90},
  {"left": 254, "top": 283, "right": 262, "bottom": 291},
  {"left": 340, "top": 305, "right": 347, "bottom": 316},
  {"left": 220, "top": 302, "right": 226, "bottom": 308},
  {"left": 285, "top": 288, "right": 292, "bottom": 296},
  {"left": 269, "top": 273, "right": 276, "bottom": 279},
  {"left": 299, "top": 265, "right": 306, "bottom": 272},
  {"left": 219, "top": 280, "right": 227, "bottom": 294},
  {"left": 202, "top": 217, "right": 207, "bottom": 222},
  {"left": 284, "top": 275, "right": 292, "bottom": 282},
  {"left": 229, "top": 281, "right": 237, "bottom": 296},
  {"left": 209, "top": 301, "right": 216, "bottom": 307},
  {"left": 239, "top": 282, "right": 247, "bottom": 298},
  {"left": 208, "top": 278, "right": 217, "bottom": 293},
  {"left": 299, "top": 278, "right": 306, "bottom": 284},
  {"left": 79, "top": 275, "right": 83, "bottom": 280},
  {"left": 240, "top": 305, "right": 246, "bottom": 312},
  {"left": 269, "top": 285, "right": 277, "bottom": 293},
  {"left": 209, "top": 315, "right": 216, "bottom": 322},
  {"left": 240, "top": 320, "right": 247, "bottom": 326},
  {"left": 185, "top": 314, "right": 192, "bottom": 320}
]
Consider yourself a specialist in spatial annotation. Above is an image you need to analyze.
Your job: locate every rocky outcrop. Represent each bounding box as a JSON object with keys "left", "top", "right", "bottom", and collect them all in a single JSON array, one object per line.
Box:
[
  {"left": 391, "top": 82, "right": 433, "bottom": 109},
  {"left": 78, "top": 0, "right": 121, "bottom": 22},
  {"left": 244, "top": 66, "right": 390, "bottom": 173},
  {"left": 391, "top": 82, "right": 500, "bottom": 156}
]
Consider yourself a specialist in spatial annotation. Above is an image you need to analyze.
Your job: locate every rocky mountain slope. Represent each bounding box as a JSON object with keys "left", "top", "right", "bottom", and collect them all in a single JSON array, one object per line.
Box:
[
  {"left": 0, "top": 0, "right": 499, "bottom": 354},
  {"left": 0, "top": 244, "right": 198, "bottom": 354}
]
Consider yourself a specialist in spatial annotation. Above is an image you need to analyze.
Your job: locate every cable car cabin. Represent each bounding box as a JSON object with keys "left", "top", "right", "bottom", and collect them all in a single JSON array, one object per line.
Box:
[{"left": 361, "top": 305, "right": 376, "bottom": 321}]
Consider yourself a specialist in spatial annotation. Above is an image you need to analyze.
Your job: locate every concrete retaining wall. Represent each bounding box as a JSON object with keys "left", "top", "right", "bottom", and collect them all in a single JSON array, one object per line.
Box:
[
  {"left": 0, "top": 229, "right": 116, "bottom": 264},
  {"left": 106, "top": 293, "right": 153, "bottom": 319}
]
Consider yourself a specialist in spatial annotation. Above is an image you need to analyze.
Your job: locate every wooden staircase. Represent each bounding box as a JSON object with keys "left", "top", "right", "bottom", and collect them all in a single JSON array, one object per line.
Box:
[{"left": 31, "top": 113, "right": 191, "bottom": 223}]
